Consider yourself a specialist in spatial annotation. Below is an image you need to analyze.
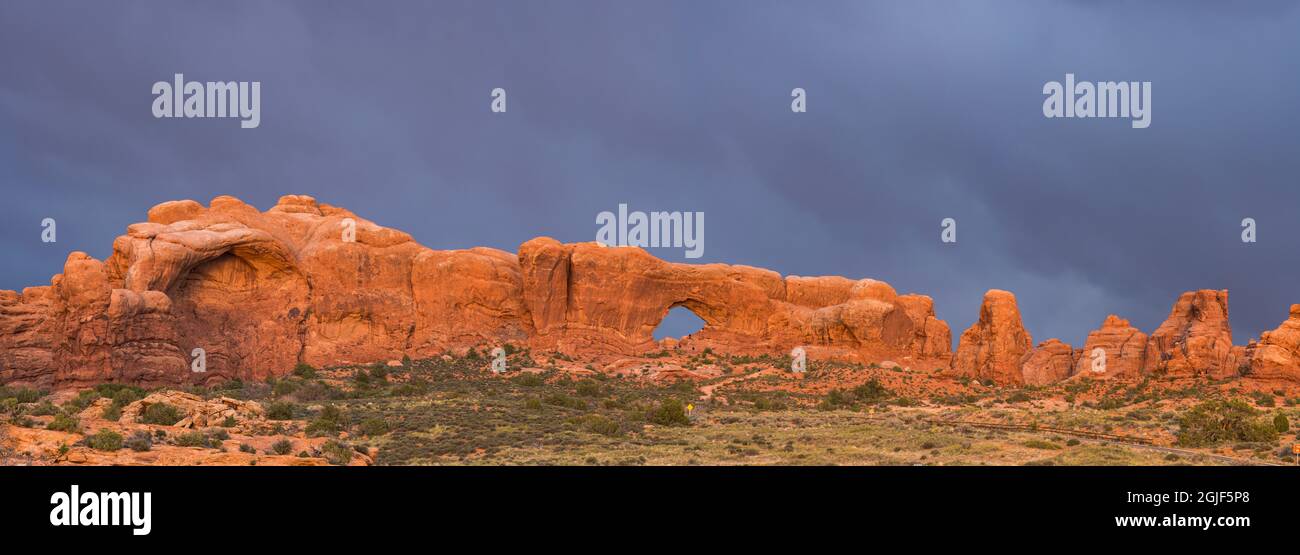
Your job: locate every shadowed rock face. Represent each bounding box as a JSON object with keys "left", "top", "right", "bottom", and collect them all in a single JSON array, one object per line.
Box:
[{"left": 0, "top": 195, "right": 950, "bottom": 388}]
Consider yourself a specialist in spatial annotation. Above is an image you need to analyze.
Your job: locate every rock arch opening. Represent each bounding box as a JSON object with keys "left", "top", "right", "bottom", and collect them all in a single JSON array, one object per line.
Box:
[
  {"left": 654, "top": 304, "right": 707, "bottom": 341},
  {"left": 167, "top": 250, "right": 309, "bottom": 380}
]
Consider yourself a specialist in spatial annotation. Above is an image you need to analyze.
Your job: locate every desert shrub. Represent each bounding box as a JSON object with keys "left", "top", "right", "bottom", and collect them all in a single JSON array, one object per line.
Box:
[
  {"left": 514, "top": 373, "right": 545, "bottom": 387},
  {"left": 272, "top": 380, "right": 298, "bottom": 397},
  {"left": 221, "top": 415, "right": 237, "bottom": 428},
  {"left": 271, "top": 438, "right": 293, "bottom": 455},
  {"left": 582, "top": 415, "right": 621, "bottom": 436},
  {"left": 207, "top": 427, "right": 230, "bottom": 441},
  {"left": 1252, "top": 391, "right": 1277, "bottom": 407},
  {"left": 1275, "top": 413, "right": 1290, "bottom": 433},
  {"left": 175, "top": 431, "right": 218, "bottom": 448},
  {"left": 86, "top": 429, "right": 124, "bottom": 451},
  {"left": 321, "top": 440, "right": 354, "bottom": 465},
  {"left": 265, "top": 401, "right": 297, "bottom": 420},
  {"left": 648, "top": 398, "right": 690, "bottom": 426},
  {"left": 48, "top": 413, "right": 80, "bottom": 433},
  {"left": 64, "top": 390, "right": 101, "bottom": 412},
  {"left": 543, "top": 393, "right": 587, "bottom": 410},
  {"left": 292, "top": 363, "right": 318, "bottom": 379},
  {"left": 359, "top": 417, "right": 390, "bottom": 437},
  {"left": 1066, "top": 438, "right": 1081, "bottom": 446},
  {"left": 1022, "top": 439, "right": 1062, "bottom": 450},
  {"left": 852, "top": 379, "right": 892, "bottom": 403},
  {"left": 306, "top": 405, "right": 345, "bottom": 436},
  {"left": 0, "top": 386, "right": 46, "bottom": 404},
  {"left": 525, "top": 397, "right": 543, "bottom": 410},
  {"left": 125, "top": 431, "right": 153, "bottom": 452},
  {"left": 820, "top": 379, "right": 892, "bottom": 410},
  {"left": 239, "top": 443, "right": 256, "bottom": 454},
  {"left": 292, "top": 380, "right": 343, "bottom": 402},
  {"left": 353, "top": 369, "right": 371, "bottom": 387},
  {"left": 575, "top": 379, "right": 601, "bottom": 397},
  {"left": 1176, "top": 399, "right": 1280, "bottom": 447},
  {"left": 29, "top": 401, "right": 60, "bottom": 416},
  {"left": 101, "top": 404, "right": 122, "bottom": 422},
  {"left": 1006, "top": 392, "right": 1032, "bottom": 404},
  {"left": 141, "top": 403, "right": 184, "bottom": 426}
]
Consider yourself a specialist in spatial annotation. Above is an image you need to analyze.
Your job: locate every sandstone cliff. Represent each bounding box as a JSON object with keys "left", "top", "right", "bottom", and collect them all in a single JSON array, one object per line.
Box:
[
  {"left": 3, "top": 195, "right": 1299, "bottom": 388},
  {"left": 0, "top": 195, "right": 951, "bottom": 387}
]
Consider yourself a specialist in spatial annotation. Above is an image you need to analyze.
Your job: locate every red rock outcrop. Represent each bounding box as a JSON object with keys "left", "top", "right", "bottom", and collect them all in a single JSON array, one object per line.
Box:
[
  {"left": 0, "top": 195, "right": 950, "bottom": 388},
  {"left": 1246, "top": 305, "right": 1300, "bottom": 382},
  {"left": 518, "top": 238, "right": 951, "bottom": 367},
  {"left": 8, "top": 196, "right": 1300, "bottom": 388},
  {"left": 952, "top": 290, "right": 1032, "bottom": 385},
  {"left": 1020, "top": 339, "right": 1076, "bottom": 386},
  {"left": 1072, "top": 315, "right": 1148, "bottom": 379},
  {"left": 1144, "top": 290, "right": 1239, "bottom": 379}
]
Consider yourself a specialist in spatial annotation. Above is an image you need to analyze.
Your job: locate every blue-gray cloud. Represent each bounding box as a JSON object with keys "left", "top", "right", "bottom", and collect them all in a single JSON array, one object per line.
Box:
[{"left": 2, "top": 0, "right": 1298, "bottom": 345}]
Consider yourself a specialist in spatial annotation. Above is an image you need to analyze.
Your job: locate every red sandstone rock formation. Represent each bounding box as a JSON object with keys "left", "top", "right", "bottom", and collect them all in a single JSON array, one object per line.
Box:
[
  {"left": 1247, "top": 305, "right": 1300, "bottom": 382},
  {"left": 0, "top": 195, "right": 950, "bottom": 388},
  {"left": 1143, "top": 290, "right": 1240, "bottom": 379},
  {"left": 1073, "top": 315, "right": 1147, "bottom": 379},
  {"left": 5, "top": 195, "right": 1300, "bottom": 389},
  {"left": 952, "top": 290, "right": 1033, "bottom": 385},
  {"left": 1020, "top": 339, "right": 1076, "bottom": 386}
]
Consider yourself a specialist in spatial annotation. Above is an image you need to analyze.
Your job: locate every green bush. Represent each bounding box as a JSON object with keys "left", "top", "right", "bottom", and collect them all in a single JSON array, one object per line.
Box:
[
  {"left": 125, "top": 431, "right": 153, "bottom": 452},
  {"left": 29, "top": 401, "right": 59, "bottom": 416},
  {"left": 141, "top": 403, "right": 184, "bottom": 426},
  {"left": 1176, "top": 399, "right": 1280, "bottom": 447},
  {"left": 86, "top": 429, "right": 124, "bottom": 451},
  {"left": 306, "top": 405, "right": 345, "bottom": 436},
  {"left": 543, "top": 393, "right": 587, "bottom": 410},
  {"left": 101, "top": 404, "right": 123, "bottom": 422},
  {"left": 582, "top": 415, "right": 621, "bottom": 436},
  {"left": 265, "top": 401, "right": 297, "bottom": 420},
  {"left": 272, "top": 438, "right": 293, "bottom": 455},
  {"left": 321, "top": 440, "right": 354, "bottom": 465},
  {"left": 292, "top": 363, "right": 318, "bottom": 379},
  {"left": 48, "top": 413, "right": 80, "bottom": 433},
  {"left": 0, "top": 386, "right": 46, "bottom": 404},
  {"left": 175, "top": 431, "right": 218, "bottom": 448},
  {"left": 1275, "top": 413, "right": 1290, "bottom": 433},
  {"left": 239, "top": 443, "right": 257, "bottom": 454},
  {"left": 575, "top": 380, "right": 601, "bottom": 397},
  {"left": 648, "top": 398, "right": 690, "bottom": 426},
  {"left": 514, "top": 373, "right": 545, "bottom": 387},
  {"left": 359, "top": 417, "right": 390, "bottom": 437},
  {"left": 852, "top": 379, "right": 892, "bottom": 403}
]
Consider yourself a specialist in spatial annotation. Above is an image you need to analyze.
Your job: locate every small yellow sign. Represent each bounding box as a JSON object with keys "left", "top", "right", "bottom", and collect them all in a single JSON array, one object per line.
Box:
[{"left": 1292, "top": 444, "right": 1300, "bottom": 455}]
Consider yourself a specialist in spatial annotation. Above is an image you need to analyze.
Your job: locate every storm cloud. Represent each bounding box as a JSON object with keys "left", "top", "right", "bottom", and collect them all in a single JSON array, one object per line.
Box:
[{"left": 2, "top": 0, "right": 1298, "bottom": 345}]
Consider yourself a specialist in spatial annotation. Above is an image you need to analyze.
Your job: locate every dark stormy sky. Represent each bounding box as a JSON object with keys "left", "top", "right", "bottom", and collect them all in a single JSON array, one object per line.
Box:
[{"left": 2, "top": 1, "right": 1299, "bottom": 346}]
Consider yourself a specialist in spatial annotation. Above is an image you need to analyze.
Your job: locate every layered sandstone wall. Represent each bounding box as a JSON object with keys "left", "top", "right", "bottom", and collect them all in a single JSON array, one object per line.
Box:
[
  {"left": 3, "top": 195, "right": 1299, "bottom": 388},
  {"left": 0, "top": 195, "right": 951, "bottom": 387}
]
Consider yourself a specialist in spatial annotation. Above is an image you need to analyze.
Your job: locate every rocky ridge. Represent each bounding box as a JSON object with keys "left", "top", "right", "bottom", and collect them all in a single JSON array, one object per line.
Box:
[{"left": 2, "top": 195, "right": 1299, "bottom": 387}]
